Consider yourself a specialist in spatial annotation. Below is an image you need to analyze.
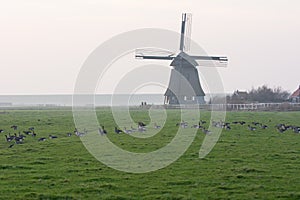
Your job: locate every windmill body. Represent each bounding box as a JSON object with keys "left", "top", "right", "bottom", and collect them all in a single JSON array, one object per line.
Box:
[{"left": 136, "top": 13, "right": 228, "bottom": 105}]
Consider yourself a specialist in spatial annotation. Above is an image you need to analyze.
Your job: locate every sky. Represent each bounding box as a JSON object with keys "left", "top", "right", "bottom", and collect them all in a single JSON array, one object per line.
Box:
[{"left": 0, "top": 0, "right": 300, "bottom": 94}]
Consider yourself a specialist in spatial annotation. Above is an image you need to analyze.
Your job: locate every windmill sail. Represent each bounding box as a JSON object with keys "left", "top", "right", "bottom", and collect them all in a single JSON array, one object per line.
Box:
[
  {"left": 135, "top": 48, "right": 175, "bottom": 59},
  {"left": 179, "top": 13, "right": 192, "bottom": 52}
]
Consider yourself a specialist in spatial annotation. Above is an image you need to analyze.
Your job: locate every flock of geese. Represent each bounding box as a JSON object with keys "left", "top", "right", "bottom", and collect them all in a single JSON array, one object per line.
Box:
[
  {"left": 1, "top": 124, "right": 76, "bottom": 148},
  {"left": 2, "top": 119, "right": 300, "bottom": 148}
]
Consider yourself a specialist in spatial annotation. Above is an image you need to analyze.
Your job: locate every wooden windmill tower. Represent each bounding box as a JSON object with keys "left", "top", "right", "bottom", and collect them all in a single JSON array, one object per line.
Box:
[{"left": 136, "top": 13, "right": 228, "bottom": 104}]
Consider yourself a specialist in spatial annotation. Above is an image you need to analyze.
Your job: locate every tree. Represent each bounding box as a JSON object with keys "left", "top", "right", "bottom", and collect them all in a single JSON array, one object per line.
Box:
[
  {"left": 273, "top": 86, "right": 290, "bottom": 102},
  {"left": 248, "top": 85, "right": 290, "bottom": 103}
]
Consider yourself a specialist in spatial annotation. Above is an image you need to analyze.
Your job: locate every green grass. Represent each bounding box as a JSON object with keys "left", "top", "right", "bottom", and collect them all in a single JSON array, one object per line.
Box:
[{"left": 0, "top": 109, "right": 299, "bottom": 199}]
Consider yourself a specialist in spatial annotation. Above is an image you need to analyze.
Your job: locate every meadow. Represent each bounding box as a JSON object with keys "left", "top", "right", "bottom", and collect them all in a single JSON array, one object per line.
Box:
[{"left": 0, "top": 108, "right": 299, "bottom": 199}]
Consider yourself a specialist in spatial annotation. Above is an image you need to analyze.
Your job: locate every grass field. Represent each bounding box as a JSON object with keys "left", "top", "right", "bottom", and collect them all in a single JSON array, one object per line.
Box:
[{"left": 0, "top": 109, "right": 299, "bottom": 199}]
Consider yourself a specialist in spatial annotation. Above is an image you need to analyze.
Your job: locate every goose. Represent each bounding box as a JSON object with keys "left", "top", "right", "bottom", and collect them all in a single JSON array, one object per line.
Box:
[
  {"left": 0, "top": 129, "right": 4, "bottom": 133},
  {"left": 276, "top": 124, "right": 287, "bottom": 133},
  {"left": 261, "top": 125, "right": 268, "bottom": 129},
  {"left": 248, "top": 125, "right": 256, "bottom": 131},
  {"left": 32, "top": 131, "right": 37, "bottom": 137},
  {"left": 191, "top": 121, "right": 203, "bottom": 129},
  {"left": 203, "top": 129, "right": 212, "bottom": 134},
  {"left": 179, "top": 121, "right": 188, "bottom": 128},
  {"left": 13, "top": 133, "right": 23, "bottom": 143},
  {"left": 138, "top": 122, "right": 146, "bottom": 127},
  {"left": 181, "top": 123, "right": 188, "bottom": 128},
  {"left": 198, "top": 125, "right": 205, "bottom": 130},
  {"left": 124, "top": 127, "right": 132, "bottom": 134},
  {"left": 115, "top": 127, "right": 123, "bottom": 134},
  {"left": 38, "top": 137, "right": 46, "bottom": 142},
  {"left": 74, "top": 129, "right": 85, "bottom": 137},
  {"left": 224, "top": 125, "right": 231, "bottom": 130},
  {"left": 101, "top": 126, "right": 107, "bottom": 134},
  {"left": 8, "top": 143, "right": 14, "bottom": 148},
  {"left": 15, "top": 139, "right": 23, "bottom": 144},
  {"left": 278, "top": 127, "right": 286, "bottom": 133},
  {"left": 10, "top": 125, "right": 18, "bottom": 130},
  {"left": 28, "top": 127, "right": 34, "bottom": 131},
  {"left": 5, "top": 135, "right": 14, "bottom": 142},
  {"left": 154, "top": 123, "right": 161, "bottom": 129},
  {"left": 23, "top": 130, "right": 32, "bottom": 135},
  {"left": 18, "top": 132, "right": 26, "bottom": 139},
  {"left": 98, "top": 126, "right": 107, "bottom": 135},
  {"left": 212, "top": 121, "right": 222, "bottom": 128},
  {"left": 252, "top": 122, "right": 260, "bottom": 126},
  {"left": 276, "top": 124, "right": 286, "bottom": 130},
  {"left": 293, "top": 127, "right": 300, "bottom": 133},
  {"left": 67, "top": 133, "right": 72, "bottom": 137},
  {"left": 49, "top": 135, "right": 58, "bottom": 139},
  {"left": 191, "top": 124, "right": 200, "bottom": 128},
  {"left": 286, "top": 125, "right": 293, "bottom": 130},
  {"left": 200, "top": 120, "right": 207, "bottom": 124},
  {"left": 239, "top": 121, "right": 246, "bottom": 125},
  {"left": 138, "top": 125, "right": 146, "bottom": 132}
]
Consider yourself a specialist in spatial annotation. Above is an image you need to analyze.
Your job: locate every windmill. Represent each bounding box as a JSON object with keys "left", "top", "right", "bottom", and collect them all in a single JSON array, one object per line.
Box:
[{"left": 135, "top": 13, "right": 228, "bottom": 105}]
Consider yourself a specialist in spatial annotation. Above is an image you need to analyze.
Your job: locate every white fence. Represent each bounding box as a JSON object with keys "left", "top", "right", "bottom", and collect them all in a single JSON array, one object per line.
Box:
[{"left": 162, "top": 103, "right": 300, "bottom": 111}]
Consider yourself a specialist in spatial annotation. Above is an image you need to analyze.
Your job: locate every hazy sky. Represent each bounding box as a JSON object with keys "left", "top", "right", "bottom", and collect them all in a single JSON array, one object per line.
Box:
[{"left": 1, "top": 0, "right": 300, "bottom": 94}]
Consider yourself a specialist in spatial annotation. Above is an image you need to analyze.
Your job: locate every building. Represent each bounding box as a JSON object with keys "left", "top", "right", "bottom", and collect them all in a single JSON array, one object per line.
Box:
[
  {"left": 227, "top": 90, "right": 249, "bottom": 104},
  {"left": 290, "top": 85, "right": 300, "bottom": 103}
]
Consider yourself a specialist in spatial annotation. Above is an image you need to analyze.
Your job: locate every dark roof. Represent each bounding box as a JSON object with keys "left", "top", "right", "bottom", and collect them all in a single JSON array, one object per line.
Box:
[{"left": 290, "top": 88, "right": 300, "bottom": 98}]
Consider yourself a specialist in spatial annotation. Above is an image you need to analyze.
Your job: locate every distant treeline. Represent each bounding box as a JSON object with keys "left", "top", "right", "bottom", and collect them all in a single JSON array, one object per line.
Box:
[{"left": 226, "top": 85, "right": 290, "bottom": 104}]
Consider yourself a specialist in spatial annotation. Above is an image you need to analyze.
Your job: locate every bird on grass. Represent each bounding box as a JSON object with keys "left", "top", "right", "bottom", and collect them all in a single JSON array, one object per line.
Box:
[
  {"left": 98, "top": 126, "right": 107, "bottom": 135},
  {"left": 10, "top": 125, "right": 18, "bottom": 130},
  {"left": 248, "top": 125, "right": 256, "bottom": 131},
  {"left": 203, "top": 129, "right": 212, "bottom": 134},
  {"left": 138, "top": 125, "right": 146, "bottom": 132},
  {"left": 261, "top": 125, "right": 268, "bottom": 129},
  {"left": 200, "top": 120, "right": 207, "bottom": 124},
  {"left": 154, "top": 123, "right": 161, "bottom": 129},
  {"left": 32, "top": 131, "right": 37, "bottom": 137},
  {"left": 124, "top": 127, "right": 132, "bottom": 134},
  {"left": 115, "top": 127, "right": 123, "bottom": 134},
  {"left": 293, "top": 127, "right": 300, "bottom": 133},
  {"left": 224, "top": 125, "right": 231, "bottom": 130},
  {"left": 38, "top": 137, "right": 46, "bottom": 142},
  {"left": 74, "top": 128, "right": 85, "bottom": 137},
  {"left": 23, "top": 130, "right": 32, "bottom": 135},
  {"left": 5, "top": 135, "right": 14, "bottom": 142},
  {"left": 176, "top": 121, "right": 188, "bottom": 128},
  {"left": 49, "top": 135, "right": 58, "bottom": 139},
  {"left": 138, "top": 122, "right": 146, "bottom": 127},
  {"left": 8, "top": 143, "right": 14, "bottom": 148}
]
